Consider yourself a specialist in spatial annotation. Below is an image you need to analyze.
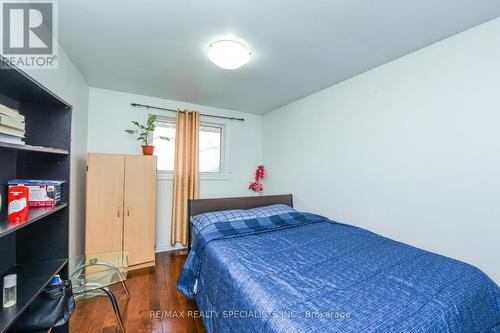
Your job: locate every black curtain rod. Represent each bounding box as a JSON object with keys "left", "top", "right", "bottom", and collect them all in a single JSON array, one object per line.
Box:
[{"left": 131, "top": 103, "right": 245, "bottom": 121}]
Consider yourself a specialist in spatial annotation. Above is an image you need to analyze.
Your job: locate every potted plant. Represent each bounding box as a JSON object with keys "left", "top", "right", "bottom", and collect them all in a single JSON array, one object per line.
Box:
[{"left": 125, "top": 115, "right": 168, "bottom": 155}]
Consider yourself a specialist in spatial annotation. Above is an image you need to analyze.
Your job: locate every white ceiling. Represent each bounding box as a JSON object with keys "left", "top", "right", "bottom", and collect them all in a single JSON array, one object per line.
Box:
[{"left": 59, "top": 0, "right": 500, "bottom": 114}]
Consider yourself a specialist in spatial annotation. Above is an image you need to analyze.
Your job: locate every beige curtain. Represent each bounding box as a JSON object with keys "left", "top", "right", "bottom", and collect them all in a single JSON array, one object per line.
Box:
[{"left": 171, "top": 109, "right": 200, "bottom": 246}]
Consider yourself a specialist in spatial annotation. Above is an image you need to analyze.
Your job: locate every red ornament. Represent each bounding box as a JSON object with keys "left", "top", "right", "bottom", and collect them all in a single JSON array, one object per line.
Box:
[
  {"left": 255, "top": 165, "right": 265, "bottom": 182},
  {"left": 248, "top": 181, "right": 263, "bottom": 192},
  {"left": 248, "top": 165, "right": 265, "bottom": 192}
]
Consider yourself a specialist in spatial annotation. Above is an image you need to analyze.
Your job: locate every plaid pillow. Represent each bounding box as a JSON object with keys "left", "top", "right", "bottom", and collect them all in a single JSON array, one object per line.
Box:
[
  {"left": 247, "top": 204, "right": 297, "bottom": 218},
  {"left": 191, "top": 209, "right": 257, "bottom": 241}
]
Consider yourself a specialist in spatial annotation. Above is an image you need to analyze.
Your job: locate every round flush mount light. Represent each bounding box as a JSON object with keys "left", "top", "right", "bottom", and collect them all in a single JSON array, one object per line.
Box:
[{"left": 208, "top": 40, "right": 251, "bottom": 70}]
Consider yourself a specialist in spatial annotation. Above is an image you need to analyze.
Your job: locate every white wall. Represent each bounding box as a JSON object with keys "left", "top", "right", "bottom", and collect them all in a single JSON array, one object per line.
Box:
[
  {"left": 25, "top": 47, "right": 89, "bottom": 257},
  {"left": 264, "top": 18, "right": 500, "bottom": 284},
  {"left": 87, "top": 88, "right": 263, "bottom": 251}
]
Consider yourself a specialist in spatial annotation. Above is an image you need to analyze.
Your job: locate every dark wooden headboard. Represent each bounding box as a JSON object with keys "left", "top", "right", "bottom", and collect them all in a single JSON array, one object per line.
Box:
[{"left": 187, "top": 194, "right": 293, "bottom": 248}]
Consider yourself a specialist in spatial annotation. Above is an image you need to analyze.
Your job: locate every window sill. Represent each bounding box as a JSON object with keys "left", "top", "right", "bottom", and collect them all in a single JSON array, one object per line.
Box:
[{"left": 157, "top": 172, "right": 230, "bottom": 181}]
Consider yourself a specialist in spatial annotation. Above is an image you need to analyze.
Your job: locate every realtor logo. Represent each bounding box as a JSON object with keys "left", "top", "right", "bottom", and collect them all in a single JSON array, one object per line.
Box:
[{"left": 1, "top": 0, "right": 58, "bottom": 69}]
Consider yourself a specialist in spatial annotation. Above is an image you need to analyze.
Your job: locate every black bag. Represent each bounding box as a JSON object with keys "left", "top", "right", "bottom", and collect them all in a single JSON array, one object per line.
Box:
[{"left": 14, "top": 280, "right": 75, "bottom": 332}]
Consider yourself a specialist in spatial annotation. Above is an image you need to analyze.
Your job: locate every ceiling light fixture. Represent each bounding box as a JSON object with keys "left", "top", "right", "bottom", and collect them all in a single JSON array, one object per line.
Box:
[{"left": 208, "top": 40, "right": 251, "bottom": 70}]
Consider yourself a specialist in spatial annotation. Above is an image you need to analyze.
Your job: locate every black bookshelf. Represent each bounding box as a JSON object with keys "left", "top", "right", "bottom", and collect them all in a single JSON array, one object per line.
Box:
[{"left": 0, "top": 60, "right": 72, "bottom": 333}]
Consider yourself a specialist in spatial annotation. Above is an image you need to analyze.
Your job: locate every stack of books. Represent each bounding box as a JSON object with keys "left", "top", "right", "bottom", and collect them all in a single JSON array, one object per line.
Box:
[{"left": 0, "top": 104, "right": 25, "bottom": 145}]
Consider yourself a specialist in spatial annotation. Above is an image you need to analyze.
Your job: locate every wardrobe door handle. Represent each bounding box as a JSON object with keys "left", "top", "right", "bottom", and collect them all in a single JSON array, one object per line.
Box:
[
  {"left": 117, "top": 210, "right": 120, "bottom": 218},
  {"left": 127, "top": 209, "right": 130, "bottom": 217}
]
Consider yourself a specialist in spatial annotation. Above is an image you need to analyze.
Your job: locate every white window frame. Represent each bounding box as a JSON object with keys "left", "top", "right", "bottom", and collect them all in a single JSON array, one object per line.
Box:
[{"left": 154, "top": 115, "right": 229, "bottom": 180}]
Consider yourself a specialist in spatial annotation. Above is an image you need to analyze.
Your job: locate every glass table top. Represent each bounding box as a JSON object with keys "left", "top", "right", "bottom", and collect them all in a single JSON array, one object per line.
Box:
[{"left": 69, "top": 251, "right": 129, "bottom": 294}]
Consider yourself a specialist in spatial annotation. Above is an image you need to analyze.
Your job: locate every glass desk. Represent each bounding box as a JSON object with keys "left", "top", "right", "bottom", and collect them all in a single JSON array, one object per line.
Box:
[{"left": 69, "top": 251, "right": 130, "bottom": 333}]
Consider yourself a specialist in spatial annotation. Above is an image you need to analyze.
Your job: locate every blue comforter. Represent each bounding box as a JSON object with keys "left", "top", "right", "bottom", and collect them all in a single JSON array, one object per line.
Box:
[{"left": 178, "top": 212, "right": 500, "bottom": 332}]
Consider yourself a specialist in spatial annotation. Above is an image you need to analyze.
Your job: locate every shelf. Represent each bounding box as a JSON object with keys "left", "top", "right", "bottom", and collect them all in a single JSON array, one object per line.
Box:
[
  {"left": 0, "top": 203, "right": 68, "bottom": 239},
  {"left": 0, "top": 259, "right": 67, "bottom": 333},
  {"left": 0, "top": 142, "right": 69, "bottom": 155},
  {"left": 0, "top": 56, "right": 71, "bottom": 109}
]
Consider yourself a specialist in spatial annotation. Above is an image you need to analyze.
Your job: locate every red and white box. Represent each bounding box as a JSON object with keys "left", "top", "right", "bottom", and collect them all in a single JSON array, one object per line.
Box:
[
  {"left": 8, "top": 186, "right": 29, "bottom": 222},
  {"left": 8, "top": 180, "right": 64, "bottom": 208}
]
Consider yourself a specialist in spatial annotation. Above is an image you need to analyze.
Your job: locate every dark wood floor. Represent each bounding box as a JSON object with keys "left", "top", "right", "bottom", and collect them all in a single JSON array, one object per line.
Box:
[{"left": 70, "top": 252, "right": 206, "bottom": 333}]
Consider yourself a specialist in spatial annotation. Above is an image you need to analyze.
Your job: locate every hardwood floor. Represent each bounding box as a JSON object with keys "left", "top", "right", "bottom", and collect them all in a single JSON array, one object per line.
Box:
[{"left": 70, "top": 252, "right": 206, "bottom": 333}]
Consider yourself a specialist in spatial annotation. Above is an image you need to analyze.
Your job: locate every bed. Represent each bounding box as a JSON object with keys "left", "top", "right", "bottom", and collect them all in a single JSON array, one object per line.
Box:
[{"left": 178, "top": 194, "right": 500, "bottom": 332}]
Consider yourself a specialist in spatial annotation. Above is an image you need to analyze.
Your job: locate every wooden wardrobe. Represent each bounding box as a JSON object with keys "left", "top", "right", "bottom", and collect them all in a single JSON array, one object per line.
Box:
[{"left": 85, "top": 153, "right": 157, "bottom": 270}]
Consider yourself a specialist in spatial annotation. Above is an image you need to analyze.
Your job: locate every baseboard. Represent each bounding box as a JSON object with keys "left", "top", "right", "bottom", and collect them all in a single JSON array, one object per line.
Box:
[
  {"left": 128, "top": 260, "right": 155, "bottom": 271},
  {"left": 155, "top": 243, "right": 186, "bottom": 253}
]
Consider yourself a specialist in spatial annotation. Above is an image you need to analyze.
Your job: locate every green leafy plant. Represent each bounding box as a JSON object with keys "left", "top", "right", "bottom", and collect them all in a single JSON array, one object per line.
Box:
[{"left": 125, "top": 115, "right": 169, "bottom": 146}]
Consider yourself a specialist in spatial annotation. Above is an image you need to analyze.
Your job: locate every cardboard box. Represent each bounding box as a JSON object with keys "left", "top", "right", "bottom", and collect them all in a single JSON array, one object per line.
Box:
[{"left": 8, "top": 180, "right": 64, "bottom": 207}]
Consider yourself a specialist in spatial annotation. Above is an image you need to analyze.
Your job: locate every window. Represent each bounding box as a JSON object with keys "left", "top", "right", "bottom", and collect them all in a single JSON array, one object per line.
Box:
[
  {"left": 153, "top": 120, "right": 176, "bottom": 171},
  {"left": 153, "top": 117, "right": 225, "bottom": 176},
  {"left": 199, "top": 125, "right": 223, "bottom": 173}
]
